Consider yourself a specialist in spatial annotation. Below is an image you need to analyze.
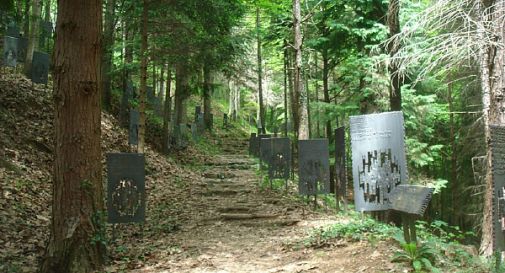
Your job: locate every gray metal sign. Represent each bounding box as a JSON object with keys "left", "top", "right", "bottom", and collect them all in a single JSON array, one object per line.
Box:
[
  {"left": 490, "top": 125, "right": 505, "bottom": 253},
  {"left": 350, "top": 111, "right": 407, "bottom": 212},
  {"left": 129, "top": 110, "right": 139, "bottom": 145},
  {"left": 268, "top": 138, "right": 291, "bottom": 180},
  {"left": 107, "top": 153, "right": 146, "bottom": 223},
  {"left": 390, "top": 185, "right": 434, "bottom": 216},
  {"left": 16, "top": 37, "right": 27, "bottom": 62},
  {"left": 3, "top": 36, "right": 17, "bottom": 67},
  {"left": 191, "top": 123, "right": 199, "bottom": 142},
  {"left": 249, "top": 133, "right": 257, "bottom": 156},
  {"left": 335, "top": 127, "right": 347, "bottom": 197},
  {"left": 260, "top": 137, "right": 273, "bottom": 170},
  {"left": 6, "top": 24, "right": 19, "bottom": 38},
  {"left": 31, "top": 51, "right": 49, "bottom": 84},
  {"left": 298, "top": 139, "right": 330, "bottom": 195},
  {"left": 257, "top": 134, "right": 271, "bottom": 158}
]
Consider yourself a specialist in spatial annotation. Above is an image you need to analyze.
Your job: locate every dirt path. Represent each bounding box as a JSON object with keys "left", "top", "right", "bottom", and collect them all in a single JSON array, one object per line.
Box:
[{"left": 122, "top": 138, "right": 401, "bottom": 273}]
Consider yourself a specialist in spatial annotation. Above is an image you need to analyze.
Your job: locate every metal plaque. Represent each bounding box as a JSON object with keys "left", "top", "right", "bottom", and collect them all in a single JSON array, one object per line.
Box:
[
  {"left": 191, "top": 123, "right": 199, "bottom": 141},
  {"left": 249, "top": 133, "right": 257, "bottom": 155},
  {"left": 260, "top": 137, "right": 273, "bottom": 169},
  {"left": 31, "top": 51, "right": 49, "bottom": 84},
  {"left": 16, "top": 37, "right": 27, "bottom": 62},
  {"left": 268, "top": 138, "right": 291, "bottom": 180},
  {"left": 197, "top": 113, "right": 205, "bottom": 133},
  {"left": 350, "top": 111, "right": 407, "bottom": 212},
  {"left": 147, "top": 86, "right": 155, "bottom": 103},
  {"left": 3, "top": 36, "right": 17, "bottom": 67},
  {"left": 298, "top": 139, "right": 330, "bottom": 195},
  {"left": 107, "top": 153, "right": 146, "bottom": 223},
  {"left": 6, "top": 24, "right": 20, "bottom": 38},
  {"left": 195, "top": 106, "right": 202, "bottom": 122},
  {"left": 256, "top": 134, "right": 271, "bottom": 158},
  {"left": 490, "top": 125, "right": 505, "bottom": 253},
  {"left": 129, "top": 110, "right": 139, "bottom": 145},
  {"left": 335, "top": 127, "right": 347, "bottom": 197},
  {"left": 389, "top": 185, "right": 434, "bottom": 216}
]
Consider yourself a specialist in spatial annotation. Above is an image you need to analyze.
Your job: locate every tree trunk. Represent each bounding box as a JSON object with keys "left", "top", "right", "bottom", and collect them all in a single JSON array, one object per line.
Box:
[
  {"left": 120, "top": 19, "right": 133, "bottom": 127},
  {"left": 203, "top": 63, "right": 212, "bottom": 130},
  {"left": 101, "top": 0, "right": 115, "bottom": 110},
  {"left": 138, "top": 0, "right": 148, "bottom": 154},
  {"left": 256, "top": 7, "right": 265, "bottom": 133},
  {"left": 159, "top": 63, "right": 165, "bottom": 100},
  {"left": 39, "top": 0, "right": 104, "bottom": 272},
  {"left": 24, "top": 0, "right": 40, "bottom": 76},
  {"left": 293, "top": 0, "right": 309, "bottom": 140},
  {"left": 322, "top": 49, "right": 332, "bottom": 141},
  {"left": 387, "top": 0, "right": 402, "bottom": 111},
  {"left": 23, "top": 0, "right": 30, "bottom": 37},
  {"left": 283, "top": 40, "right": 289, "bottom": 137},
  {"left": 480, "top": 0, "right": 505, "bottom": 257},
  {"left": 162, "top": 67, "right": 172, "bottom": 153},
  {"left": 175, "top": 62, "right": 190, "bottom": 125},
  {"left": 314, "top": 53, "right": 320, "bottom": 138}
]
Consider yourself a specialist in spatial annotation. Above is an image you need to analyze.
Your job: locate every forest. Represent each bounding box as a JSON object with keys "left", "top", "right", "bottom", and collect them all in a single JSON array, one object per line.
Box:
[{"left": 1, "top": 0, "right": 505, "bottom": 272}]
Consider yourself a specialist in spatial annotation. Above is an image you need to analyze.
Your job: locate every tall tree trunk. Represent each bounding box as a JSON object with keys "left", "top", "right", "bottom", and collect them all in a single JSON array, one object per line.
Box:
[
  {"left": 288, "top": 48, "right": 296, "bottom": 138},
  {"left": 120, "top": 19, "right": 133, "bottom": 127},
  {"left": 283, "top": 40, "right": 289, "bottom": 137},
  {"left": 480, "top": 0, "right": 505, "bottom": 257},
  {"left": 387, "top": 0, "right": 402, "bottom": 111},
  {"left": 293, "top": 0, "right": 309, "bottom": 140},
  {"left": 39, "top": 0, "right": 104, "bottom": 272},
  {"left": 24, "top": 0, "right": 40, "bottom": 76},
  {"left": 203, "top": 63, "right": 212, "bottom": 130},
  {"left": 138, "top": 0, "right": 148, "bottom": 154},
  {"left": 314, "top": 53, "right": 321, "bottom": 138},
  {"left": 322, "top": 49, "right": 332, "bottom": 141},
  {"left": 101, "top": 0, "right": 115, "bottom": 110},
  {"left": 305, "top": 69, "right": 312, "bottom": 139},
  {"left": 159, "top": 63, "right": 165, "bottom": 100},
  {"left": 23, "top": 0, "right": 30, "bottom": 37},
  {"left": 256, "top": 7, "right": 266, "bottom": 133},
  {"left": 175, "top": 62, "right": 190, "bottom": 125},
  {"left": 162, "top": 67, "right": 172, "bottom": 153}
]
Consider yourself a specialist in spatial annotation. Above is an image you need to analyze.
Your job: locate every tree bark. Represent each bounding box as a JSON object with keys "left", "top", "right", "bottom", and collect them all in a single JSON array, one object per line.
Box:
[
  {"left": 322, "top": 48, "right": 332, "bottom": 141},
  {"left": 293, "top": 0, "right": 309, "bottom": 140},
  {"left": 203, "top": 63, "right": 212, "bottom": 130},
  {"left": 101, "top": 0, "right": 115, "bottom": 110},
  {"left": 256, "top": 7, "right": 266, "bottom": 133},
  {"left": 175, "top": 62, "right": 190, "bottom": 125},
  {"left": 387, "top": 0, "right": 402, "bottom": 111},
  {"left": 24, "top": 0, "right": 40, "bottom": 76},
  {"left": 162, "top": 66, "right": 172, "bottom": 153},
  {"left": 283, "top": 40, "right": 289, "bottom": 137},
  {"left": 23, "top": 0, "right": 30, "bottom": 37},
  {"left": 39, "top": 0, "right": 104, "bottom": 272},
  {"left": 138, "top": 0, "right": 148, "bottom": 154}
]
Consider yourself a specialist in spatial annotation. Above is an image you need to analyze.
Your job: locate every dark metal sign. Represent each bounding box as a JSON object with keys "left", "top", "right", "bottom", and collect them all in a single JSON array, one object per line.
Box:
[
  {"left": 249, "top": 133, "right": 257, "bottom": 156},
  {"left": 335, "top": 127, "right": 347, "bottom": 197},
  {"left": 16, "top": 37, "right": 27, "bottom": 62},
  {"left": 390, "top": 185, "right": 434, "bottom": 216},
  {"left": 31, "top": 51, "right": 49, "bottom": 84},
  {"left": 350, "top": 111, "right": 407, "bottom": 212},
  {"left": 259, "top": 137, "right": 272, "bottom": 169},
  {"left": 107, "top": 153, "right": 146, "bottom": 223},
  {"left": 3, "top": 36, "right": 17, "bottom": 67},
  {"left": 6, "top": 24, "right": 20, "bottom": 38},
  {"left": 129, "top": 110, "right": 139, "bottom": 145},
  {"left": 268, "top": 138, "right": 291, "bottom": 180},
  {"left": 257, "top": 134, "right": 271, "bottom": 158},
  {"left": 191, "top": 123, "right": 199, "bottom": 142},
  {"left": 298, "top": 139, "right": 330, "bottom": 195},
  {"left": 490, "top": 125, "right": 505, "bottom": 253}
]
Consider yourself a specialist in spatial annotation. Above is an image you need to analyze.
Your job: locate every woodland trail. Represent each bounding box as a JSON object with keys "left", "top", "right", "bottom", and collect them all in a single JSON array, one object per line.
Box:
[{"left": 127, "top": 137, "right": 400, "bottom": 273}]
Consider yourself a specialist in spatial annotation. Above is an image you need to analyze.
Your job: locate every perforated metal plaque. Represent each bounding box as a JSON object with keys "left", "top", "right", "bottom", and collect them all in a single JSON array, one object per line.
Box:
[
  {"left": 191, "top": 123, "right": 199, "bottom": 141},
  {"left": 197, "top": 113, "right": 205, "bottom": 133},
  {"left": 390, "top": 185, "right": 433, "bottom": 216},
  {"left": 335, "top": 127, "right": 347, "bottom": 197},
  {"left": 107, "top": 153, "right": 146, "bottom": 223},
  {"left": 3, "top": 36, "right": 17, "bottom": 67},
  {"left": 31, "top": 51, "right": 49, "bottom": 84},
  {"left": 350, "top": 111, "right": 407, "bottom": 212},
  {"left": 6, "top": 24, "right": 20, "bottom": 38},
  {"left": 16, "top": 37, "right": 27, "bottom": 62},
  {"left": 298, "top": 139, "right": 330, "bottom": 195},
  {"left": 268, "top": 138, "right": 291, "bottom": 180},
  {"left": 129, "top": 110, "right": 139, "bottom": 145},
  {"left": 490, "top": 125, "right": 505, "bottom": 253},
  {"left": 257, "top": 134, "right": 271, "bottom": 158},
  {"left": 249, "top": 133, "right": 257, "bottom": 156},
  {"left": 260, "top": 137, "right": 273, "bottom": 169}
]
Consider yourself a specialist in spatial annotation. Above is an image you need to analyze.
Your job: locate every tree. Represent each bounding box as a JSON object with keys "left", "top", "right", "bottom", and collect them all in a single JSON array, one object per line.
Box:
[
  {"left": 39, "top": 0, "right": 105, "bottom": 272},
  {"left": 101, "top": 0, "right": 116, "bottom": 109},
  {"left": 24, "top": 0, "right": 40, "bottom": 76},
  {"left": 257, "top": 6, "right": 266, "bottom": 133},
  {"left": 138, "top": 0, "right": 148, "bottom": 154},
  {"left": 293, "top": 0, "right": 309, "bottom": 140},
  {"left": 388, "top": 0, "right": 402, "bottom": 111}
]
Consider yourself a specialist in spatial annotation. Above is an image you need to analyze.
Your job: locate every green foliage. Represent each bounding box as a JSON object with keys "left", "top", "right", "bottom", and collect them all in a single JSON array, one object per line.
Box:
[{"left": 391, "top": 240, "right": 440, "bottom": 273}]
